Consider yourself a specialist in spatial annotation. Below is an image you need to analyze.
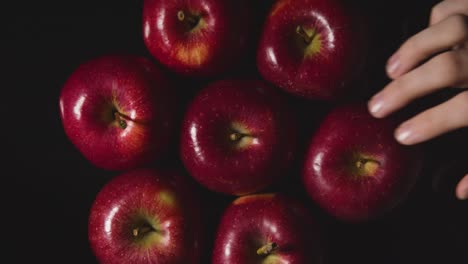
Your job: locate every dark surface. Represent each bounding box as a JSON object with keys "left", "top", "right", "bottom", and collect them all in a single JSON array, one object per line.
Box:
[{"left": 5, "top": 0, "right": 467, "bottom": 263}]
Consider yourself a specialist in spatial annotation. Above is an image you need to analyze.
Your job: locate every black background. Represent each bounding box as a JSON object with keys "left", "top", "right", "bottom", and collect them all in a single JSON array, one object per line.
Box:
[{"left": 5, "top": 0, "right": 468, "bottom": 263}]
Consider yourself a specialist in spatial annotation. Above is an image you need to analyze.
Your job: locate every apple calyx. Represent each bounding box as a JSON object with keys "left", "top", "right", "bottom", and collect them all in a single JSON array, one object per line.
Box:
[
  {"left": 257, "top": 242, "right": 278, "bottom": 256},
  {"left": 355, "top": 158, "right": 381, "bottom": 177},
  {"left": 229, "top": 130, "right": 256, "bottom": 149},
  {"left": 177, "top": 10, "right": 200, "bottom": 30},
  {"left": 228, "top": 123, "right": 256, "bottom": 149},
  {"left": 295, "top": 25, "right": 315, "bottom": 45},
  {"left": 295, "top": 25, "right": 322, "bottom": 57},
  {"left": 132, "top": 224, "right": 156, "bottom": 238},
  {"left": 229, "top": 131, "right": 249, "bottom": 142},
  {"left": 113, "top": 111, "right": 130, "bottom": 129}
]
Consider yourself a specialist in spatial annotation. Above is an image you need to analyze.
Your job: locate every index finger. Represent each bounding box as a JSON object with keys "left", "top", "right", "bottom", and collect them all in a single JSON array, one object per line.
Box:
[{"left": 430, "top": 0, "right": 468, "bottom": 25}]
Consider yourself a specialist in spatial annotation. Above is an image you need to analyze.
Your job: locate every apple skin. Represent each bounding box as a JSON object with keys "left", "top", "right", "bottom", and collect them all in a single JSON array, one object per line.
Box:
[
  {"left": 88, "top": 168, "right": 204, "bottom": 264},
  {"left": 212, "top": 193, "right": 323, "bottom": 264},
  {"left": 180, "top": 79, "right": 298, "bottom": 195},
  {"left": 143, "top": 0, "right": 252, "bottom": 77},
  {"left": 257, "top": 0, "right": 367, "bottom": 101},
  {"left": 302, "top": 104, "right": 424, "bottom": 222},
  {"left": 59, "top": 55, "right": 175, "bottom": 171}
]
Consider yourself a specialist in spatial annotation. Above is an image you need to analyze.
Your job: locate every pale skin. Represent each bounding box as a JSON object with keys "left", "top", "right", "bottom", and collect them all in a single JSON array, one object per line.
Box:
[{"left": 367, "top": 0, "right": 468, "bottom": 200}]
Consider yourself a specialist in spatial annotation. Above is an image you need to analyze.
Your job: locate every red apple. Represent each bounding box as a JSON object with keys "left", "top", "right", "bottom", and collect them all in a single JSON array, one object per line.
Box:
[
  {"left": 59, "top": 55, "right": 175, "bottom": 171},
  {"left": 88, "top": 168, "right": 203, "bottom": 264},
  {"left": 212, "top": 193, "right": 323, "bottom": 264},
  {"left": 180, "top": 79, "right": 297, "bottom": 195},
  {"left": 302, "top": 104, "right": 424, "bottom": 222},
  {"left": 257, "top": 0, "right": 367, "bottom": 101},
  {"left": 143, "top": 0, "right": 252, "bottom": 77}
]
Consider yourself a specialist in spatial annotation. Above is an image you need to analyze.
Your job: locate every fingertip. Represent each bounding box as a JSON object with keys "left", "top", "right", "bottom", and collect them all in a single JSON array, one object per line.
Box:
[
  {"left": 455, "top": 174, "right": 468, "bottom": 200},
  {"left": 395, "top": 129, "right": 412, "bottom": 145},
  {"left": 368, "top": 94, "right": 387, "bottom": 118},
  {"left": 368, "top": 103, "right": 384, "bottom": 118},
  {"left": 386, "top": 53, "right": 401, "bottom": 78},
  {"left": 394, "top": 122, "right": 419, "bottom": 145}
]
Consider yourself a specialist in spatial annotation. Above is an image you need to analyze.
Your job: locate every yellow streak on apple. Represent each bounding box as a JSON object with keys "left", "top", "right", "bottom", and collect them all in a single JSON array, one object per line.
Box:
[
  {"left": 262, "top": 254, "right": 282, "bottom": 264},
  {"left": 270, "top": 0, "right": 291, "bottom": 17},
  {"left": 233, "top": 193, "right": 275, "bottom": 205},
  {"left": 175, "top": 43, "right": 209, "bottom": 67},
  {"left": 157, "top": 190, "right": 177, "bottom": 207}
]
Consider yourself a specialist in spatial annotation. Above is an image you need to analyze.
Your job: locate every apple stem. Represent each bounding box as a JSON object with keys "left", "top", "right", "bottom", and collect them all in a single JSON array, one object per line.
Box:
[
  {"left": 296, "top": 25, "right": 315, "bottom": 45},
  {"left": 177, "top": 11, "right": 199, "bottom": 28},
  {"left": 132, "top": 225, "right": 154, "bottom": 237},
  {"left": 257, "top": 242, "right": 277, "bottom": 256},
  {"left": 114, "top": 112, "right": 128, "bottom": 129}
]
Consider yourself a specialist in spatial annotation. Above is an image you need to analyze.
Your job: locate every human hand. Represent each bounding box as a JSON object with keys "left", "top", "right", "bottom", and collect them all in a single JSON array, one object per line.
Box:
[{"left": 367, "top": 0, "right": 468, "bottom": 200}]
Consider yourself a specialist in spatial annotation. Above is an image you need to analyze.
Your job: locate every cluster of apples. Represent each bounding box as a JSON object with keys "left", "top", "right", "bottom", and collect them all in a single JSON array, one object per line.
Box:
[{"left": 59, "top": 0, "right": 424, "bottom": 263}]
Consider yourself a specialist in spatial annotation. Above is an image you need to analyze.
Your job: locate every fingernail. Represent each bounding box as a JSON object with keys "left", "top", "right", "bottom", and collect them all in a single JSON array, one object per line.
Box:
[
  {"left": 386, "top": 53, "right": 400, "bottom": 75},
  {"left": 395, "top": 123, "right": 415, "bottom": 144},
  {"left": 369, "top": 93, "right": 385, "bottom": 117}
]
